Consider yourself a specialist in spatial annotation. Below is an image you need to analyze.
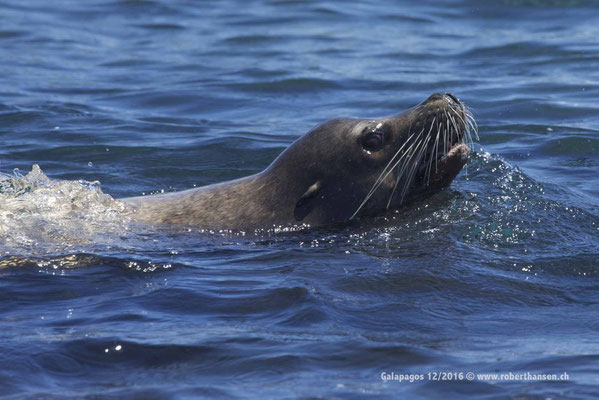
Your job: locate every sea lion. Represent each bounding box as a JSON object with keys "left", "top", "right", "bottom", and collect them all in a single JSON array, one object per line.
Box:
[{"left": 122, "top": 93, "right": 477, "bottom": 230}]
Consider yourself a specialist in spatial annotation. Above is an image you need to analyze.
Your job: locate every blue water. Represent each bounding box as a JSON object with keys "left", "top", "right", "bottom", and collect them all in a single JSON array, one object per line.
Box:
[{"left": 1, "top": 0, "right": 599, "bottom": 398}]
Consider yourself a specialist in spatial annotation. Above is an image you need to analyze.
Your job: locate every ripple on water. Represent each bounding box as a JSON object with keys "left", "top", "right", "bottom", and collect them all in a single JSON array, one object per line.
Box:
[{"left": 1, "top": 0, "right": 599, "bottom": 398}]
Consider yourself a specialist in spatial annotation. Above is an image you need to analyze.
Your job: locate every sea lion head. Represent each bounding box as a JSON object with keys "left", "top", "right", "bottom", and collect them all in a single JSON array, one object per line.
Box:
[{"left": 267, "top": 93, "right": 477, "bottom": 227}]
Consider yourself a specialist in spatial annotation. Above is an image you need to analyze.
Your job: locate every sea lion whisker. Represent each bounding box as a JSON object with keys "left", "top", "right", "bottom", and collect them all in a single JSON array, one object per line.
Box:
[
  {"left": 447, "top": 108, "right": 459, "bottom": 138},
  {"left": 449, "top": 105, "right": 470, "bottom": 145},
  {"left": 447, "top": 110, "right": 463, "bottom": 147},
  {"left": 447, "top": 104, "right": 471, "bottom": 146},
  {"left": 446, "top": 113, "right": 452, "bottom": 151},
  {"left": 466, "top": 112, "right": 479, "bottom": 141},
  {"left": 378, "top": 136, "right": 425, "bottom": 207},
  {"left": 432, "top": 109, "right": 453, "bottom": 177},
  {"left": 377, "top": 141, "right": 418, "bottom": 206},
  {"left": 463, "top": 116, "right": 474, "bottom": 149},
  {"left": 375, "top": 127, "right": 422, "bottom": 182},
  {"left": 425, "top": 114, "right": 443, "bottom": 183},
  {"left": 386, "top": 134, "right": 428, "bottom": 209},
  {"left": 399, "top": 135, "right": 432, "bottom": 202},
  {"left": 350, "top": 130, "right": 423, "bottom": 220},
  {"left": 464, "top": 106, "right": 478, "bottom": 132},
  {"left": 433, "top": 124, "right": 441, "bottom": 174},
  {"left": 391, "top": 136, "right": 427, "bottom": 207},
  {"left": 443, "top": 111, "right": 450, "bottom": 154},
  {"left": 353, "top": 147, "right": 413, "bottom": 218},
  {"left": 362, "top": 129, "right": 420, "bottom": 201},
  {"left": 422, "top": 115, "right": 439, "bottom": 180},
  {"left": 450, "top": 103, "right": 478, "bottom": 143}
]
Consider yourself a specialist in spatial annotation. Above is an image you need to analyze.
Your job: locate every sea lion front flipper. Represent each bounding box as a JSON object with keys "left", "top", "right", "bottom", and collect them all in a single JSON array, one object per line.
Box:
[{"left": 294, "top": 181, "right": 321, "bottom": 221}]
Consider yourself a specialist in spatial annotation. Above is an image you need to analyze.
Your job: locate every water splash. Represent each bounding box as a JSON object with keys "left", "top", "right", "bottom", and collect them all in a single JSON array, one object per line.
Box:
[{"left": 0, "top": 165, "right": 134, "bottom": 256}]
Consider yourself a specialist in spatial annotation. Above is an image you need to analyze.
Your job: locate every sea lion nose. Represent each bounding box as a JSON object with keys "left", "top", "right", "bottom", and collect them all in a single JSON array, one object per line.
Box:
[
  {"left": 423, "top": 92, "right": 461, "bottom": 105},
  {"left": 425, "top": 92, "right": 445, "bottom": 103},
  {"left": 444, "top": 92, "right": 460, "bottom": 103}
]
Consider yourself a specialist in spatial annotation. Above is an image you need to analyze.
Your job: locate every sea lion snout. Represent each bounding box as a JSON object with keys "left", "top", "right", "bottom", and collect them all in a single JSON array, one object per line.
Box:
[
  {"left": 423, "top": 92, "right": 462, "bottom": 106},
  {"left": 445, "top": 92, "right": 460, "bottom": 103}
]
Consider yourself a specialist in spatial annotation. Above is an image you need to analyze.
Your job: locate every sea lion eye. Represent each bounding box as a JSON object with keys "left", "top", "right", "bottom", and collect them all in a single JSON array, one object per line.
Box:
[{"left": 361, "top": 128, "right": 385, "bottom": 152}]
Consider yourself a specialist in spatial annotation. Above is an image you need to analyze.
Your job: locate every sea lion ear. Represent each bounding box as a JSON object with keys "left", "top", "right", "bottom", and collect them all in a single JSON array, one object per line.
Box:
[{"left": 294, "top": 181, "right": 321, "bottom": 221}]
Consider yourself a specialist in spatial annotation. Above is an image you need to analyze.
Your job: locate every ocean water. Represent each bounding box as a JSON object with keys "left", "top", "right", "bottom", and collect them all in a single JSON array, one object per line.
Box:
[{"left": 1, "top": 0, "right": 598, "bottom": 398}]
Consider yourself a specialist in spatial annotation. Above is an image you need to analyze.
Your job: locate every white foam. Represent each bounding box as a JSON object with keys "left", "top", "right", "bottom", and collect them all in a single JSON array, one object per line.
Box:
[{"left": 0, "top": 165, "right": 135, "bottom": 255}]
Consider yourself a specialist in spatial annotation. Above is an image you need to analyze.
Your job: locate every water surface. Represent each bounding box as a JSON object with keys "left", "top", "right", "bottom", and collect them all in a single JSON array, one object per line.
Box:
[{"left": 1, "top": 0, "right": 599, "bottom": 398}]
